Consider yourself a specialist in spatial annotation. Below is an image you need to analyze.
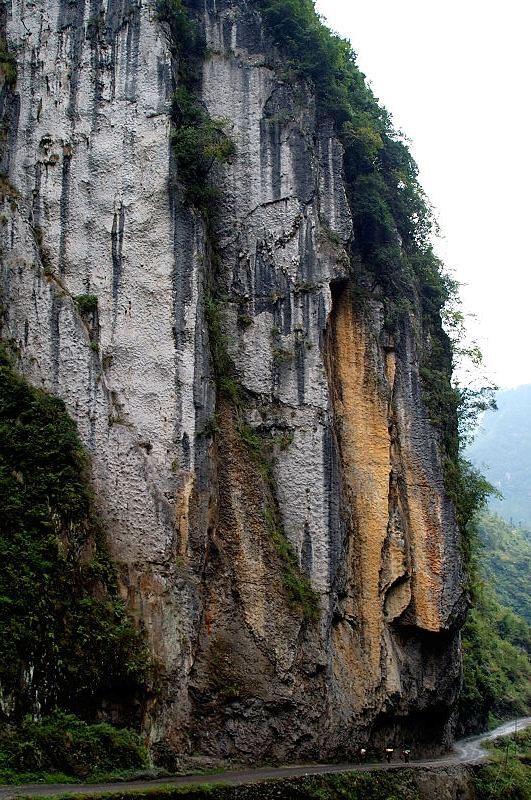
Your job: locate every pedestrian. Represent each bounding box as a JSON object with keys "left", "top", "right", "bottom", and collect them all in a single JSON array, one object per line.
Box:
[
  {"left": 359, "top": 747, "right": 367, "bottom": 762},
  {"left": 385, "top": 747, "right": 394, "bottom": 763},
  {"left": 402, "top": 748, "right": 411, "bottom": 763}
]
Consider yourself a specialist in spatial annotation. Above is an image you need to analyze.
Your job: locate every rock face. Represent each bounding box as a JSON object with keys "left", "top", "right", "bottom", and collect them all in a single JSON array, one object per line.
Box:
[{"left": 0, "top": 0, "right": 466, "bottom": 761}]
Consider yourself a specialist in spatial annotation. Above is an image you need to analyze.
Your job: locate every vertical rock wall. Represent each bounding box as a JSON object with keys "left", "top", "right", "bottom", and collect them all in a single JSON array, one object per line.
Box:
[
  {"left": 0, "top": 0, "right": 214, "bottom": 743},
  {"left": 1, "top": 0, "right": 466, "bottom": 761}
]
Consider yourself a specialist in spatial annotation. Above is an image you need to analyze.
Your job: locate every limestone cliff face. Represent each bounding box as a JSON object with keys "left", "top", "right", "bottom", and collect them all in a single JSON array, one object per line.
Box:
[{"left": 0, "top": 0, "right": 465, "bottom": 760}]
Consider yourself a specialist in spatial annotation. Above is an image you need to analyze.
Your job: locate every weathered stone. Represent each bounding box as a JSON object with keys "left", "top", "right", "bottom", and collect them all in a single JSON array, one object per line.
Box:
[{"left": 0, "top": 0, "right": 465, "bottom": 762}]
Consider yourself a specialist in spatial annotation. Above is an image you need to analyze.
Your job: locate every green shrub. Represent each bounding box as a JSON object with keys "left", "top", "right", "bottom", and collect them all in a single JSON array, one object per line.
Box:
[
  {"left": 460, "top": 583, "right": 531, "bottom": 731},
  {"left": 272, "top": 347, "right": 293, "bottom": 364},
  {"left": 0, "top": 713, "right": 148, "bottom": 781},
  {"left": 75, "top": 294, "right": 98, "bottom": 314},
  {"left": 0, "top": 44, "right": 17, "bottom": 88},
  {"left": 171, "top": 87, "right": 235, "bottom": 212},
  {"left": 474, "top": 729, "right": 531, "bottom": 800},
  {"left": 204, "top": 296, "right": 244, "bottom": 404},
  {"left": 237, "top": 420, "right": 263, "bottom": 456},
  {"left": 236, "top": 313, "right": 254, "bottom": 329},
  {"left": 156, "top": 2, "right": 235, "bottom": 214},
  {"left": 0, "top": 346, "right": 148, "bottom": 719},
  {"left": 155, "top": 0, "right": 205, "bottom": 65}
]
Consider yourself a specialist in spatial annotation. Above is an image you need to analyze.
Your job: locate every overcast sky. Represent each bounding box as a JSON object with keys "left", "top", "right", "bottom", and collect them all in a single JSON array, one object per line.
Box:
[{"left": 315, "top": 0, "right": 531, "bottom": 390}]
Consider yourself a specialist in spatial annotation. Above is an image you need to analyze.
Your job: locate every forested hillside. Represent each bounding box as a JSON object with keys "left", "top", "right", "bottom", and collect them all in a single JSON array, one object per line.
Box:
[
  {"left": 467, "top": 385, "right": 531, "bottom": 526},
  {"left": 459, "top": 511, "right": 531, "bottom": 733},
  {"left": 461, "top": 391, "right": 531, "bottom": 733},
  {"left": 477, "top": 512, "right": 531, "bottom": 623}
]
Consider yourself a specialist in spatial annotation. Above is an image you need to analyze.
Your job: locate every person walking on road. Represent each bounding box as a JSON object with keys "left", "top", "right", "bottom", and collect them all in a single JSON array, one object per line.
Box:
[{"left": 385, "top": 747, "right": 394, "bottom": 763}]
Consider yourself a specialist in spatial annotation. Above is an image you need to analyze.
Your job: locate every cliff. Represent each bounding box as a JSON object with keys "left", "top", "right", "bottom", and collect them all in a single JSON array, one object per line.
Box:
[{"left": 0, "top": 0, "right": 467, "bottom": 762}]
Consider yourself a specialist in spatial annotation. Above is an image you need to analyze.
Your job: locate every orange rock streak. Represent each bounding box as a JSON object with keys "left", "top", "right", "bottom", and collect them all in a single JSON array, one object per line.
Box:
[{"left": 327, "top": 291, "right": 391, "bottom": 676}]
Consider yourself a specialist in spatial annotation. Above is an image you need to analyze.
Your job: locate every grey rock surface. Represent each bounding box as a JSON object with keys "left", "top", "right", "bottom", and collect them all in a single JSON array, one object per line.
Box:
[{"left": 0, "top": 0, "right": 466, "bottom": 762}]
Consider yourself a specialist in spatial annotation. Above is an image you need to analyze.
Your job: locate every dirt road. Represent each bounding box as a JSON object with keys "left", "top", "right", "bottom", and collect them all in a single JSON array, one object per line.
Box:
[{"left": 1, "top": 717, "right": 529, "bottom": 799}]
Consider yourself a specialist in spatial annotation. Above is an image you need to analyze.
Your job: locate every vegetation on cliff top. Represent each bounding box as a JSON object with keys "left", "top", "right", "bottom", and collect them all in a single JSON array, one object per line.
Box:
[
  {"left": 253, "top": 0, "right": 442, "bottom": 293},
  {"left": 0, "top": 346, "right": 149, "bottom": 722}
]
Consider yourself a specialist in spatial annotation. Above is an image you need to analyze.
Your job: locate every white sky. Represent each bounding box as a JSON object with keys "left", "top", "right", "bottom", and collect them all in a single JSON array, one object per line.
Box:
[{"left": 315, "top": 0, "right": 531, "bottom": 389}]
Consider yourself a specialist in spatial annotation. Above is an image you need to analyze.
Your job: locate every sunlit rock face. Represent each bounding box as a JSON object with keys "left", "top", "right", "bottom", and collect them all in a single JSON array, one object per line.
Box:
[{"left": 0, "top": 0, "right": 465, "bottom": 761}]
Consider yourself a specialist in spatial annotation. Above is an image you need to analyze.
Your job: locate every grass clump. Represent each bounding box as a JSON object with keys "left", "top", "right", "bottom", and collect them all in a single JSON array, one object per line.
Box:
[
  {"left": 0, "top": 345, "right": 149, "bottom": 720},
  {"left": 263, "top": 503, "right": 319, "bottom": 619},
  {"left": 270, "top": 430, "right": 294, "bottom": 451},
  {"left": 0, "top": 43, "right": 16, "bottom": 87},
  {"left": 236, "top": 312, "right": 254, "bottom": 330},
  {"left": 272, "top": 347, "right": 293, "bottom": 364},
  {"left": 171, "top": 87, "right": 235, "bottom": 213},
  {"left": 0, "top": 173, "right": 18, "bottom": 199},
  {"left": 473, "top": 728, "right": 531, "bottom": 800},
  {"left": 204, "top": 295, "right": 244, "bottom": 405},
  {"left": 0, "top": 713, "right": 148, "bottom": 783},
  {"left": 75, "top": 294, "right": 98, "bottom": 314}
]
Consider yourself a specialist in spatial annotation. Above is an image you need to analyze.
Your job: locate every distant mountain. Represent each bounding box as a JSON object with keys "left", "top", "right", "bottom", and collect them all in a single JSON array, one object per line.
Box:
[
  {"left": 477, "top": 512, "right": 531, "bottom": 625},
  {"left": 467, "top": 384, "right": 531, "bottom": 527},
  {"left": 458, "top": 511, "right": 531, "bottom": 734}
]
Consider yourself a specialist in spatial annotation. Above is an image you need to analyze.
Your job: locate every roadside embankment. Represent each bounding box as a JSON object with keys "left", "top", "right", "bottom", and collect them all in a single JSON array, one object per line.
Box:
[{"left": 2, "top": 767, "right": 478, "bottom": 800}]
